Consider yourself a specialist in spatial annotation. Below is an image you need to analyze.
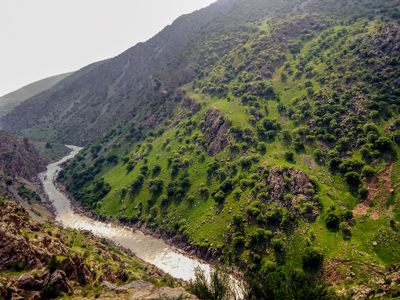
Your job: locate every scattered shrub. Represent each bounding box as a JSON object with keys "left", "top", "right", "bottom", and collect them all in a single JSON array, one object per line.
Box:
[
  {"left": 302, "top": 247, "right": 324, "bottom": 271},
  {"left": 325, "top": 213, "right": 340, "bottom": 230}
]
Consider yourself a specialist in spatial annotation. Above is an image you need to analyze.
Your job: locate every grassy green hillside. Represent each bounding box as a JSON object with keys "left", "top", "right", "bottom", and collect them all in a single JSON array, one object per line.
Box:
[{"left": 60, "top": 5, "right": 400, "bottom": 299}]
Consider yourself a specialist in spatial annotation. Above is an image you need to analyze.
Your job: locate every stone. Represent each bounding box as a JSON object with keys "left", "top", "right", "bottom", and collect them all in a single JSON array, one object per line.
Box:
[
  {"left": 43, "top": 270, "right": 72, "bottom": 295},
  {"left": 62, "top": 256, "right": 93, "bottom": 285},
  {"left": 200, "top": 109, "right": 231, "bottom": 155},
  {"left": 16, "top": 274, "right": 41, "bottom": 290}
]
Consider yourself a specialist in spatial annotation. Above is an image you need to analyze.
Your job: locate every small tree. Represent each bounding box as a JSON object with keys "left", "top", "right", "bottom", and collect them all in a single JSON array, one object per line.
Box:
[
  {"left": 152, "top": 164, "right": 161, "bottom": 176},
  {"left": 148, "top": 179, "right": 163, "bottom": 195},
  {"left": 345, "top": 172, "right": 361, "bottom": 187},
  {"left": 213, "top": 190, "right": 226, "bottom": 204},
  {"left": 257, "top": 142, "right": 267, "bottom": 154},
  {"left": 325, "top": 213, "right": 340, "bottom": 230},
  {"left": 284, "top": 151, "right": 295, "bottom": 162},
  {"left": 302, "top": 247, "right": 324, "bottom": 271}
]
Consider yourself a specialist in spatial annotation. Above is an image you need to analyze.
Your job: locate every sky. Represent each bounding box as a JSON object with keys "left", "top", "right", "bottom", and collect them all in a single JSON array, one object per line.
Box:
[{"left": 0, "top": 0, "right": 216, "bottom": 96}]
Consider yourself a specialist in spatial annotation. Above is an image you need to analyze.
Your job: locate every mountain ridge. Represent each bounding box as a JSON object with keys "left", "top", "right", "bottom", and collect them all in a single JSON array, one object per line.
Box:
[
  {"left": 0, "top": 72, "right": 72, "bottom": 119},
  {"left": 0, "top": 0, "right": 355, "bottom": 146}
]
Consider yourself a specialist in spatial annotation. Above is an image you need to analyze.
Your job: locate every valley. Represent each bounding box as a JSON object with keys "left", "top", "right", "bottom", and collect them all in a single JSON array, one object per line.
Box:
[
  {"left": 40, "top": 146, "right": 213, "bottom": 283},
  {"left": 1, "top": 0, "right": 400, "bottom": 299}
]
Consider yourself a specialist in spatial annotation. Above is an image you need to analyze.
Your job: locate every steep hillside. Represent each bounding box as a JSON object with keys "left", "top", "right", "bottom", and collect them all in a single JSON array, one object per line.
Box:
[
  {"left": 0, "top": 0, "right": 274, "bottom": 145},
  {"left": 58, "top": 0, "right": 400, "bottom": 298},
  {"left": 0, "top": 72, "right": 72, "bottom": 118},
  {"left": 0, "top": 130, "right": 47, "bottom": 181},
  {"left": 5, "top": 0, "right": 397, "bottom": 146},
  {"left": 0, "top": 132, "right": 194, "bottom": 299}
]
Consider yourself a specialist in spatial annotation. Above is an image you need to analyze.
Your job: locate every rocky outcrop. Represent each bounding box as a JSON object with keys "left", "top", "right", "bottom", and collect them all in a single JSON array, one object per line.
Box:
[
  {"left": 181, "top": 92, "right": 201, "bottom": 114},
  {"left": 337, "top": 264, "right": 400, "bottom": 299},
  {"left": 4, "top": 269, "right": 72, "bottom": 300},
  {"left": 200, "top": 109, "right": 231, "bottom": 155},
  {"left": 0, "top": 201, "right": 196, "bottom": 299},
  {"left": 43, "top": 269, "right": 73, "bottom": 295},
  {"left": 0, "top": 202, "right": 57, "bottom": 270},
  {"left": 263, "top": 166, "right": 320, "bottom": 219},
  {"left": 0, "top": 130, "right": 47, "bottom": 181},
  {"left": 16, "top": 274, "right": 39, "bottom": 290},
  {"left": 266, "top": 166, "right": 315, "bottom": 201},
  {"left": 62, "top": 256, "right": 93, "bottom": 285}
]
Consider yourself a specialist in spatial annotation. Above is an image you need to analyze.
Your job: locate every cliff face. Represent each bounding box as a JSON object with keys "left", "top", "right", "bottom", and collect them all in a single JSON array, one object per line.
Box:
[{"left": 0, "top": 130, "right": 47, "bottom": 181}]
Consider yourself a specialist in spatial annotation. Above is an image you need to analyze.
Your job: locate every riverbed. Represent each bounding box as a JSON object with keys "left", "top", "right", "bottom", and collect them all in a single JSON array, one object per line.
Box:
[{"left": 39, "top": 145, "right": 212, "bottom": 282}]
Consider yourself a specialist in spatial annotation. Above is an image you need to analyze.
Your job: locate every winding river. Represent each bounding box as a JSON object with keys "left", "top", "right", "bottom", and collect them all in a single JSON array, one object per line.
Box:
[{"left": 39, "top": 145, "right": 212, "bottom": 282}]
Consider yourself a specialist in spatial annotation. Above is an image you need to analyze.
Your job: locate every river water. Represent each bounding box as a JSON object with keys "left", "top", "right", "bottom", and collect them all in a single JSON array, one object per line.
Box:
[{"left": 39, "top": 145, "right": 212, "bottom": 282}]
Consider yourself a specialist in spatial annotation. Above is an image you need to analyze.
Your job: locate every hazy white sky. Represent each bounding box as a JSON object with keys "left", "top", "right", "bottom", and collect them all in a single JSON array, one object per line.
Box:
[{"left": 0, "top": 0, "right": 215, "bottom": 96}]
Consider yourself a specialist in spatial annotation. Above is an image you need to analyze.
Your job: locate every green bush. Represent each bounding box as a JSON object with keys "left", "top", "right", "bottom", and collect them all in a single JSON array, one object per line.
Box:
[
  {"left": 358, "top": 187, "right": 368, "bottom": 200},
  {"left": 345, "top": 172, "right": 361, "bottom": 187},
  {"left": 219, "top": 179, "right": 233, "bottom": 193},
  {"left": 46, "top": 255, "right": 62, "bottom": 273},
  {"left": 340, "top": 222, "right": 352, "bottom": 240},
  {"left": 40, "top": 285, "right": 61, "bottom": 299},
  {"left": 246, "top": 228, "right": 273, "bottom": 249},
  {"left": 126, "top": 161, "right": 136, "bottom": 173},
  {"left": 325, "top": 213, "right": 340, "bottom": 230},
  {"left": 302, "top": 247, "right": 324, "bottom": 271},
  {"left": 130, "top": 175, "right": 145, "bottom": 195},
  {"left": 148, "top": 179, "right": 164, "bottom": 195},
  {"left": 284, "top": 151, "right": 295, "bottom": 162},
  {"left": 152, "top": 164, "right": 162, "bottom": 176},
  {"left": 213, "top": 190, "right": 226, "bottom": 204}
]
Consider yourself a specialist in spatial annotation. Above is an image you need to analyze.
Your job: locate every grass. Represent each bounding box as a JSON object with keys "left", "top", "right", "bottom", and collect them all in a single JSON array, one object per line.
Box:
[
  {"left": 63, "top": 19, "right": 400, "bottom": 292},
  {"left": 33, "top": 141, "right": 69, "bottom": 160}
]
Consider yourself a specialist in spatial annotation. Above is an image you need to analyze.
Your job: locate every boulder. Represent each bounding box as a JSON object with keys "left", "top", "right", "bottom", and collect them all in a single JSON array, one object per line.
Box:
[
  {"left": 62, "top": 256, "right": 93, "bottom": 285},
  {"left": 43, "top": 270, "right": 72, "bottom": 295},
  {"left": 16, "top": 274, "right": 41, "bottom": 290}
]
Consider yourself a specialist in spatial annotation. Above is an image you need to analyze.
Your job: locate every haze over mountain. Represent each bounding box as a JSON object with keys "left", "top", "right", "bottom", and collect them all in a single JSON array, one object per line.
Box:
[
  {"left": 0, "top": 72, "right": 72, "bottom": 119},
  {"left": 2, "top": 0, "right": 310, "bottom": 145},
  {"left": 0, "top": 0, "right": 215, "bottom": 97}
]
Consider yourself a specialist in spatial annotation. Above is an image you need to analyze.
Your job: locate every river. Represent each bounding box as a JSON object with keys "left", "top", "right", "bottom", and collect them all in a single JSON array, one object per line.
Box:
[
  {"left": 39, "top": 145, "right": 213, "bottom": 283},
  {"left": 40, "top": 146, "right": 243, "bottom": 297}
]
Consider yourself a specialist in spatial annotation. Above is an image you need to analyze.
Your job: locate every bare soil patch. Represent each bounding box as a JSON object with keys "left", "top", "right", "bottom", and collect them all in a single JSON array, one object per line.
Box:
[{"left": 352, "top": 164, "right": 393, "bottom": 220}]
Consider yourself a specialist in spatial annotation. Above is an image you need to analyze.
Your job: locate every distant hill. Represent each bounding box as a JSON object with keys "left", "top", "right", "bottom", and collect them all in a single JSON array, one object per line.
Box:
[{"left": 0, "top": 72, "right": 72, "bottom": 118}]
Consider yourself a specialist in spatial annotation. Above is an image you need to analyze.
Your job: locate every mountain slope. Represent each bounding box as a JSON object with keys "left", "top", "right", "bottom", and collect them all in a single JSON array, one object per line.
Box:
[
  {"left": 3, "top": 0, "right": 388, "bottom": 146},
  {"left": 0, "top": 72, "right": 72, "bottom": 119},
  {"left": 0, "top": 130, "right": 47, "bottom": 181},
  {"left": 0, "top": 134, "right": 193, "bottom": 299},
  {"left": 57, "top": 0, "right": 400, "bottom": 298}
]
